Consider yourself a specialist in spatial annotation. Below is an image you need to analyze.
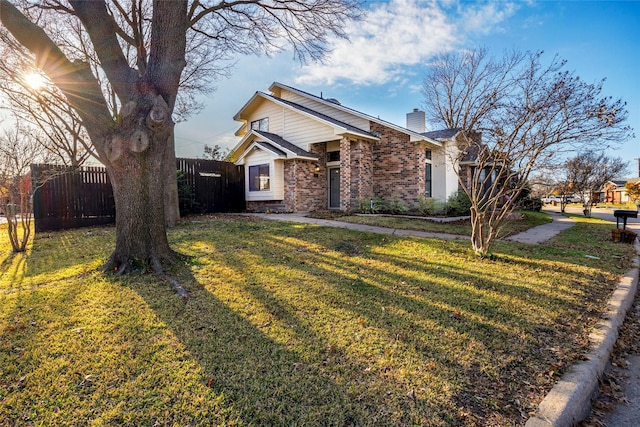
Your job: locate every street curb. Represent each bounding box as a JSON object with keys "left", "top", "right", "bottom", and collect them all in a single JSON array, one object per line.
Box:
[{"left": 525, "top": 241, "right": 640, "bottom": 427}]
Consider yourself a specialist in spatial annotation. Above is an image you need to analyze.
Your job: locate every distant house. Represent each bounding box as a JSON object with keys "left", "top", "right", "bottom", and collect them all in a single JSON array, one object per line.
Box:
[
  {"left": 229, "top": 82, "right": 476, "bottom": 212},
  {"left": 602, "top": 180, "right": 631, "bottom": 204}
]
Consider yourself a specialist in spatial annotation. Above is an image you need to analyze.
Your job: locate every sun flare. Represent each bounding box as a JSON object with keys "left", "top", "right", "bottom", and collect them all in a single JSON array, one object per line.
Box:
[{"left": 24, "top": 72, "right": 46, "bottom": 90}]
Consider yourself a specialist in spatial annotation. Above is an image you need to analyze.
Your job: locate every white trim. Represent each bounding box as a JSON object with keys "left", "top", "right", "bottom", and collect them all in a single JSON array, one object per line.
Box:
[
  {"left": 234, "top": 91, "right": 379, "bottom": 142},
  {"left": 235, "top": 141, "right": 286, "bottom": 164},
  {"left": 269, "top": 82, "right": 443, "bottom": 147},
  {"left": 232, "top": 130, "right": 318, "bottom": 164}
]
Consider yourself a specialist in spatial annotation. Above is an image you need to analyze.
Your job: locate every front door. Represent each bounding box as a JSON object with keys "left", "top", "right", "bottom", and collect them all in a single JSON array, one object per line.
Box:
[{"left": 329, "top": 167, "right": 340, "bottom": 209}]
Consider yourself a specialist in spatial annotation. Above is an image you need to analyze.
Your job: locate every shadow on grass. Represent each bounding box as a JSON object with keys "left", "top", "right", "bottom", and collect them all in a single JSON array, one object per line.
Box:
[
  {"left": 2, "top": 215, "right": 630, "bottom": 425},
  {"left": 124, "top": 269, "right": 380, "bottom": 426},
  {"left": 0, "top": 251, "right": 27, "bottom": 291},
  {"left": 159, "top": 217, "right": 624, "bottom": 424}
]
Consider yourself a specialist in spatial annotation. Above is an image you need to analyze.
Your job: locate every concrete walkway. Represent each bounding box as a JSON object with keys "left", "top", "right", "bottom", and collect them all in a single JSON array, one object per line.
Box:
[
  {"left": 245, "top": 210, "right": 640, "bottom": 426},
  {"left": 245, "top": 212, "right": 469, "bottom": 241},
  {"left": 246, "top": 209, "right": 575, "bottom": 244},
  {"left": 505, "top": 210, "right": 576, "bottom": 244}
]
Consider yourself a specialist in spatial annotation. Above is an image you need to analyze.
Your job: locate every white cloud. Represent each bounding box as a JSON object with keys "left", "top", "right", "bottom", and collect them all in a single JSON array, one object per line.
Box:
[
  {"left": 295, "top": 0, "right": 519, "bottom": 86},
  {"left": 458, "top": 1, "right": 519, "bottom": 35}
]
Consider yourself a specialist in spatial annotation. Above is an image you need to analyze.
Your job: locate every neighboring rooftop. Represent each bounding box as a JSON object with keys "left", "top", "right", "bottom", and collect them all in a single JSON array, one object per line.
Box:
[{"left": 422, "top": 128, "right": 462, "bottom": 140}]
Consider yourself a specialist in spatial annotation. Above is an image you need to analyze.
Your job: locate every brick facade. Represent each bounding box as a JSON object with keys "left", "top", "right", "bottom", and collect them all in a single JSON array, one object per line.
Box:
[
  {"left": 281, "top": 142, "right": 327, "bottom": 211},
  {"left": 245, "top": 122, "right": 461, "bottom": 213},
  {"left": 336, "top": 137, "right": 375, "bottom": 211},
  {"left": 265, "top": 122, "right": 433, "bottom": 212},
  {"left": 370, "top": 121, "right": 425, "bottom": 207}
]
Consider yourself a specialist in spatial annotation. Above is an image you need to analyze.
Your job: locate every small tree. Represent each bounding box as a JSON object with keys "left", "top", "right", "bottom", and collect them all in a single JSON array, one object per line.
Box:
[
  {"left": 422, "top": 48, "right": 633, "bottom": 256},
  {"left": 625, "top": 181, "right": 640, "bottom": 208},
  {"left": 564, "top": 151, "right": 628, "bottom": 217},
  {"left": 203, "top": 144, "right": 229, "bottom": 161},
  {"left": 0, "top": 126, "right": 52, "bottom": 252}
]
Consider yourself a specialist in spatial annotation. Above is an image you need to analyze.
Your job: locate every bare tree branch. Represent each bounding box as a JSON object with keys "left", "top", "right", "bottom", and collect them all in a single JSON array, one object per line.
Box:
[{"left": 423, "top": 48, "right": 634, "bottom": 255}]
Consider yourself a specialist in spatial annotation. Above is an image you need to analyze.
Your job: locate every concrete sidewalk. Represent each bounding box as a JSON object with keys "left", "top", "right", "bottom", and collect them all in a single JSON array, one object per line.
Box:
[{"left": 505, "top": 210, "right": 576, "bottom": 244}]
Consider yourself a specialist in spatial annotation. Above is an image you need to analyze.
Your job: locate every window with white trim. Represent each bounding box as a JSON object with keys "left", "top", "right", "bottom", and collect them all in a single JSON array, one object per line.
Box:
[
  {"left": 249, "top": 164, "right": 270, "bottom": 191},
  {"left": 251, "top": 117, "right": 269, "bottom": 131}
]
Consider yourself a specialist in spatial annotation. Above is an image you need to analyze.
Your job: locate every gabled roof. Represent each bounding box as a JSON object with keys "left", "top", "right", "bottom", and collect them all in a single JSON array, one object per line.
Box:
[
  {"left": 234, "top": 91, "right": 378, "bottom": 141},
  {"left": 267, "top": 82, "right": 442, "bottom": 146},
  {"left": 253, "top": 141, "right": 286, "bottom": 157},
  {"left": 253, "top": 130, "right": 318, "bottom": 160},
  {"left": 605, "top": 179, "right": 629, "bottom": 189},
  {"left": 274, "top": 97, "right": 378, "bottom": 140},
  {"left": 422, "top": 128, "right": 462, "bottom": 140},
  {"left": 230, "top": 129, "right": 319, "bottom": 164}
]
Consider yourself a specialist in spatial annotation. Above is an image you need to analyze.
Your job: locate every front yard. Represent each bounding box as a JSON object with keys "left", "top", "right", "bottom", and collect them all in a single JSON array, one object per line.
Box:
[{"left": 0, "top": 214, "right": 635, "bottom": 426}]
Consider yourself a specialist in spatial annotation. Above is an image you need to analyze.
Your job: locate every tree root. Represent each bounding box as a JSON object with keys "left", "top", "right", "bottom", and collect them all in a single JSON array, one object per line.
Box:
[
  {"left": 160, "top": 273, "right": 189, "bottom": 299},
  {"left": 102, "top": 252, "right": 189, "bottom": 299}
]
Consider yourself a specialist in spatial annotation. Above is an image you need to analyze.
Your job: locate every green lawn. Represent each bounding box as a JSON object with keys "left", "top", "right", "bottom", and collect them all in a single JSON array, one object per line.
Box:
[
  {"left": 308, "top": 210, "right": 551, "bottom": 238},
  {"left": 0, "top": 214, "right": 635, "bottom": 426}
]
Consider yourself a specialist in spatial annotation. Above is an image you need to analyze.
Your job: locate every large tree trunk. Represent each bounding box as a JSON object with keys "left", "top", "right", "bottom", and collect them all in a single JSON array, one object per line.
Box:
[
  {"left": 101, "top": 95, "right": 178, "bottom": 273},
  {"left": 106, "top": 154, "right": 173, "bottom": 273}
]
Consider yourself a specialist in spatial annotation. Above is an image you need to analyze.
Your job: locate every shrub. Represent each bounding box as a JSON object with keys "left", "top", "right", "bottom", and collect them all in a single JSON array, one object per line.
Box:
[
  {"left": 357, "top": 197, "right": 409, "bottom": 214},
  {"left": 416, "top": 195, "right": 447, "bottom": 216},
  {"left": 177, "top": 170, "right": 201, "bottom": 214},
  {"left": 446, "top": 191, "right": 472, "bottom": 216},
  {"left": 384, "top": 198, "right": 409, "bottom": 214},
  {"left": 357, "top": 197, "right": 385, "bottom": 214}
]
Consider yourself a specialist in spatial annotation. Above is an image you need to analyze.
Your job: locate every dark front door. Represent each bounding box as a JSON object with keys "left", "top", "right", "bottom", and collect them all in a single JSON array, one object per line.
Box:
[{"left": 329, "top": 167, "right": 340, "bottom": 209}]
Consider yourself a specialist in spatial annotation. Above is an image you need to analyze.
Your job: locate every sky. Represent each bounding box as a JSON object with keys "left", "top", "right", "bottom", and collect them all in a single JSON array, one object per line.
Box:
[{"left": 175, "top": 0, "right": 640, "bottom": 176}]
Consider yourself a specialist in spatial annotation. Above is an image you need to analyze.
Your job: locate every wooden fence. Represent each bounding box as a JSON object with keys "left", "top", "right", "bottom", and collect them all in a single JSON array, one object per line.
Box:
[
  {"left": 31, "top": 159, "right": 245, "bottom": 232},
  {"left": 31, "top": 164, "right": 115, "bottom": 232},
  {"left": 176, "top": 158, "right": 245, "bottom": 215}
]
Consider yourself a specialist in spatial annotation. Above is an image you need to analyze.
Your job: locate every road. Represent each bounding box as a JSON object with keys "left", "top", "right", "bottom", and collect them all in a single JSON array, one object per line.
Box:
[{"left": 545, "top": 204, "right": 640, "bottom": 231}]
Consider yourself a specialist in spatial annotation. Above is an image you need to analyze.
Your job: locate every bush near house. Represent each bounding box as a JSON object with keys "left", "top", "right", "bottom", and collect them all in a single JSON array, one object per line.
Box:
[
  {"left": 416, "top": 195, "right": 448, "bottom": 216},
  {"left": 357, "top": 192, "right": 471, "bottom": 217},
  {"left": 446, "top": 191, "right": 472, "bottom": 216}
]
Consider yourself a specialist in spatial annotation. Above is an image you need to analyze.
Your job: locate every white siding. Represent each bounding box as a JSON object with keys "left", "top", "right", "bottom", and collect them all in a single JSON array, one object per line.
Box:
[
  {"left": 279, "top": 90, "right": 371, "bottom": 131},
  {"left": 444, "top": 140, "right": 460, "bottom": 200},
  {"left": 244, "top": 148, "right": 284, "bottom": 201},
  {"left": 281, "top": 108, "right": 337, "bottom": 146},
  {"left": 246, "top": 102, "right": 284, "bottom": 135},
  {"left": 246, "top": 99, "right": 338, "bottom": 149}
]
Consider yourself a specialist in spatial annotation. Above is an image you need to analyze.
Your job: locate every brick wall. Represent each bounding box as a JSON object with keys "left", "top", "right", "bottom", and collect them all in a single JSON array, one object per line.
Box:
[
  {"left": 339, "top": 137, "right": 352, "bottom": 211},
  {"left": 283, "top": 142, "right": 327, "bottom": 211},
  {"left": 370, "top": 121, "right": 425, "bottom": 207},
  {"left": 350, "top": 138, "right": 374, "bottom": 209}
]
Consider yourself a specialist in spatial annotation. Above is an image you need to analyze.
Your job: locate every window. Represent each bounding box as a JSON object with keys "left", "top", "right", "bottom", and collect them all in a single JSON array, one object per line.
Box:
[
  {"left": 251, "top": 117, "right": 269, "bottom": 131},
  {"left": 425, "top": 149, "right": 432, "bottom": 160},
  {"left": 249, "top": 164, "right": 270, "bottom": 191},
  {"left": 425, "top": 163, "right": 432, "bottom": 197},
  {"left": 327, "top": 151, "right": 340, "bottom": 162}
]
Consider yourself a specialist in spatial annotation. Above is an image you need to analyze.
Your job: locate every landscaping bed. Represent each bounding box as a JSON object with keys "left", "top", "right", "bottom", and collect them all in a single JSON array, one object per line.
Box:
[
  {"left": 307, "top": 209, "right": 552, "bottom": 238},
  {"left": 0, "top": 215, "right": 635, "bottom": 426}
]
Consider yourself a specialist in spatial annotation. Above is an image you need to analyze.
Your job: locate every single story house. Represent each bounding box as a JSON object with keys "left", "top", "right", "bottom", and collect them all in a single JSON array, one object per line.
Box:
[
  {"left": 229, "top": 82, "right": 476, "bottom": 212},
  {"left": 601, "top": 180, "right": 628, "bottom": 204}
]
